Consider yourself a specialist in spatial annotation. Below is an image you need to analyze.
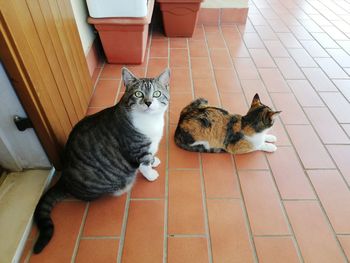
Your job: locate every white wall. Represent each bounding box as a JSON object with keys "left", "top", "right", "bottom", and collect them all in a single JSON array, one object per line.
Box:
[
  {"left": 70, "top": 0, "right": 96, "bottom": 55},
  {"left": 0, "top": 63, "right": 50, "bottom": 171}
]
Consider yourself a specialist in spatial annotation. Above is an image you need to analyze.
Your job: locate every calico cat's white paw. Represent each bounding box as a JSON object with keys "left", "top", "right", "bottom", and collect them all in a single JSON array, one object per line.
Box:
[
  {"left": 260, "top": 143, "right": 277, "bottom": 152},
  {"left": 152, "top": 157, "right": 161, "bottom": 168},
  {"left": 139, "top": 164, "right": 159, "bottom": 181},
  {"left": 265, "top": 134, "right": 277, "bottom": 143}
]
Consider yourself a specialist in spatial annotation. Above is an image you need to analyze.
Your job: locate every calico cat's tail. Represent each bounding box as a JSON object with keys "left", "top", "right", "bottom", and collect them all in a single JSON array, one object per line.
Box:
[
  {"left": 33, "top": 180, "right": 67, "bottom": 254},
  {"left": 180, "top": 98, "right": 208, "bottom": 115}
]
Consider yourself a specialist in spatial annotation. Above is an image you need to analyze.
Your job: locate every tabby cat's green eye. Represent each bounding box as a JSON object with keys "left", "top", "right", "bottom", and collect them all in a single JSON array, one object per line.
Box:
[
  {"left": 134, "top": 91, "right": 144, "bottom": 98},
  {"left": 153, "top": 91, "right": 161, "bottom": 98}
]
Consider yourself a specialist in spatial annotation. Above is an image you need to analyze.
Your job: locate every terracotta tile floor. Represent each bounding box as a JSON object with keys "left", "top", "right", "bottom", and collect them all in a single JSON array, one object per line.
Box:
[{"left": 22, "top": 0, "right": 350, "bottom": 262}]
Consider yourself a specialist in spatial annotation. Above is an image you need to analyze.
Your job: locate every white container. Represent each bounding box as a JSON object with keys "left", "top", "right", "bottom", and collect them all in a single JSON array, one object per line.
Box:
[{"left": 86, "top": 0, "right": 148, "bottom": 18}]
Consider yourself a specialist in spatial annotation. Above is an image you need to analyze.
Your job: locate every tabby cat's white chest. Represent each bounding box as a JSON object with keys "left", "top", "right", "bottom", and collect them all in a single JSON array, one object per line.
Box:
[{"left": 132, "top": 111, "right": 165, "bottom": 155}]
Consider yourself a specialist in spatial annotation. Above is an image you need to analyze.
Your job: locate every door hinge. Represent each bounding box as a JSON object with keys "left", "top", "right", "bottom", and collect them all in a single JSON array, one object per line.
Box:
[{"left": 13, "top": 115, "right": 33, "bottom": 131}]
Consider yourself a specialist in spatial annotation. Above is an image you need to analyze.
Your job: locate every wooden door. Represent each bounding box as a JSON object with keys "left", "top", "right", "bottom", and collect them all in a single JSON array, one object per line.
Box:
[{"left": 0, "top": 0, "right": 93, "bottom": 168}]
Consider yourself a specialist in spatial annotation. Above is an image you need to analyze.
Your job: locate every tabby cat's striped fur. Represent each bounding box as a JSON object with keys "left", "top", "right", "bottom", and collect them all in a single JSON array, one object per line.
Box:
[
  {"left": 175, "top": 94, "right": 280, "bottom": 154},
  {"left": 33, "top": 67, "right": 170, "bottom": 253}
]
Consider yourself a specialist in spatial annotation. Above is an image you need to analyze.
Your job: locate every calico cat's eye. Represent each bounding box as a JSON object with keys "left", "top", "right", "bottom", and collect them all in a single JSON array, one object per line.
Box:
[
  {"left": 134, "top": 91, "right": 144, "bottom": 98},
  {"left": 153, "top": 90, "right": 161, "bottom": 98}
]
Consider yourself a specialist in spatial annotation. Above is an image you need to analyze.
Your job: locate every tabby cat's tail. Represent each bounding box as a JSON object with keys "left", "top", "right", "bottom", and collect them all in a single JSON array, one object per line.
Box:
[{"left": 33, "top": 180, "right": 67, "bottom": 254}]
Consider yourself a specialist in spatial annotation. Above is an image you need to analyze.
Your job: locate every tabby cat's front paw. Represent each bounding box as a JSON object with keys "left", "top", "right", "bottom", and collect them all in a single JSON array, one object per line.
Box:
[
  {"left": 265, "top": 134, "right": 277, "bottom": 143},
  {"left": 260, "top": 143, "right": 277, "bottom": 152},
  {"left": 152, "top": 157, "right": 161, "bottom": 168},
  {"left": 142, "top": 169, "right": 159, "bottom": 181},
  {"left": 139, "top": 164, "right": 160, "bottom": 181}
]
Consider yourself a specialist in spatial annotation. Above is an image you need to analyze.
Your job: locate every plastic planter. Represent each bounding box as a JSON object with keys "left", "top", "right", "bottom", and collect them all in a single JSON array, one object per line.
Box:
[
  {"left": 157, "top": 0, "right": 204, "bottom": 37},
  {"left": 88, "top": 0, "right": 154, "bottom": 64}
]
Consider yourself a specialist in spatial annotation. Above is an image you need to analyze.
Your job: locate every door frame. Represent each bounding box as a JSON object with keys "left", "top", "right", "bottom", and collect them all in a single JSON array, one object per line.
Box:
[
  {"left": 0, "top": 0, "right": 93, "bottom": 169},
  {"left": 1, "top": 17, "right": 62, "bottom": 168}
]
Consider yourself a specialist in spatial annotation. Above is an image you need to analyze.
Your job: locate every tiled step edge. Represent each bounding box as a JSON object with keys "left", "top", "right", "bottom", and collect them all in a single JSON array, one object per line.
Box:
[
  {"left": 198, "top": 0, "right": 248, "bottom": 25},
  {"left": 0, "top": 168, "right": 54, "bottom": 263}
]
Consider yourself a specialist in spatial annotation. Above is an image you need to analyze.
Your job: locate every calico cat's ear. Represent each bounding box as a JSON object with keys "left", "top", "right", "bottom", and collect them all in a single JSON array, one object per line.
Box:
[
  {"left": 122, "top": 67, "right": 138, "bottom": 86},
  {"left": 251, "top": 93, "right": 261, "bottom": 107},
  {"left": 157, "top": 68, "right": 170, "bottom": 87},
  {"left": 269, "top": 111, "right": 282, "bottom": 120}
]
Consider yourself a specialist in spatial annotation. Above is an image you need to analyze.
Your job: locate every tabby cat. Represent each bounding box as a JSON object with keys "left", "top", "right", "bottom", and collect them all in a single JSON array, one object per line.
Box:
[
  {"left": 175, "top": 94, "right": 280, "bottom": 154},
  {"left": 33, "top": 67, "right": 170, "bottom": 253}
]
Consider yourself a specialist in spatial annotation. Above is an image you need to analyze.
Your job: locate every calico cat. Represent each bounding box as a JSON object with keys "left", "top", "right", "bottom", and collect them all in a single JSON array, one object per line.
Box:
[
  {"left": 174, "top": 94, "right": 280, "bottom": 154},
  {"left": 33, "top": 67, "right": 170, "bottom": 253}
]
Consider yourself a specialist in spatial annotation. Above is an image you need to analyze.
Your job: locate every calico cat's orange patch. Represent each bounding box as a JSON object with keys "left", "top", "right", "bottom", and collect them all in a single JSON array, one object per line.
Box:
[
  {"left": 226, "top": 139, "right": 252, "bottom": 154},
  {"left": 174, "top": 94, "right": 280, "bottom": 154},
  {"left": 242, "top": 125, "right": 255, "bottom": 136},
  {"left": 180, "top": 108, "right": 230, "bottom": 148}
]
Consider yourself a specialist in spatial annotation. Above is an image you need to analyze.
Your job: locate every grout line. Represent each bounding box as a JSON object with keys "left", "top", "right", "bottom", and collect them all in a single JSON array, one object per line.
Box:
[
  {"left": 240, "top": 6, "right": 306, "bottom": 262},
  {"left": 168, "top": 234, "right": 207, "bottom": 238},
  {"left": 337, "top": 233, "right": 350, "bottom": 236},
  {"left": 250, "top": 2, "right": 350, "bottom": 186},
  {"left": 81, "top": 236, "right": 120, "bottom": 240},
  {"left": 230, "top": 156, "right": 259, "bottom": 263},
  {"left": 116, "top": 191, "right": 131, "bottom": 263},
  {"left": 288, "top": 133, "right": 350, "bottom": 262},
  {"left": 148, "top": 55, "right": 170, "bottom": 59},
  {"left": 71, "top": 202, "right": 90, "bottom": 263},
  {"left": 280, "top": 0, "right": 350, "bottom": 83},
  {"left": 162, "top": 30, "right": 170, "bottom": 263},
  {"left": 219, "top": 20, "right": 261, "bottom": 263},
  {"left": 243, "top": 4, "right": 349, "bottom": 261},
  {"left": 187, "top": 33, "right": 213, "bottom": 263},
  {"left": 130, "top": 197, "right": 164, "bottom": 201},
  {"left": 288, "top": 136, "right": 350, "bottom": 262},
  {"left": 281, "top": 198, "right": 317, "bottom": 201},
  {"left": 87, "top": 63, "right": 105, "bottom": 113},
  {"left": 166, "top": 47, "right": 190, "bottom": 50},
  {"left": 93, "top": 64, "right": 105, "bottom": 92},
  {"left": 303, "top": 0, "right": 350, "bottom": 38},
  {"left": 186, "top": 37, "right": 195, "bottom": 100},
  {"left": 251, "top": 3, "right": 350, "bottom": 259},
  {"left": 223, "top": 23, "right": 255, "bottom": 100},
  {"left": 253, "top": 234, "right": 293, "bottom": 238},
  {"left": 163, "top": 109, "right": 169, "bottom": 263},
  {"left": 206, "top": 197, "right": 241, "bottom": 200},
  {"left": 255, "top": 1, "right": 348, "bottom": 100},
  {"left": 199, "top": 154, "right": 213, "bottom": 263},
  {"left": 273, "top": 34, "right": 350, "bottom": 190},
  {"left": 236, "top": 168, "right": 270, "bottom": 171},
  {"left": 202, "top": 24, "right": 225, "bottom": 106},
  {"left": 263, "top": 152, "right": 306, "bottom": 263}
]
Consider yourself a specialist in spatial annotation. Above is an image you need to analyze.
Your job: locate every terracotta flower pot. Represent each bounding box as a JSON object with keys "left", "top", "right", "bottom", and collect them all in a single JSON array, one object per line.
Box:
[
  {"left": 88, "top": 0, "right": 154, "bottom": 64},
  {"left": 157, "top": 0, "right": 204, "bottom": 37}
]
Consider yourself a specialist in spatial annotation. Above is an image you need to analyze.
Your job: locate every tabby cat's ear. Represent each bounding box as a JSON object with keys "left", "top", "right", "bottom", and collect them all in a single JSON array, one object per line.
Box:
[
  {"left": 251, "top": 93, "right": 261, "bottom": 107},
  {"left": 122, "top": 67, "right": 138, "bottom": 86},
  {"left": 157, "top": 68, "right": 170, "bottom": 88},
  {"left": 269, "top": 111, "right": 282, "bottom": 120}
]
